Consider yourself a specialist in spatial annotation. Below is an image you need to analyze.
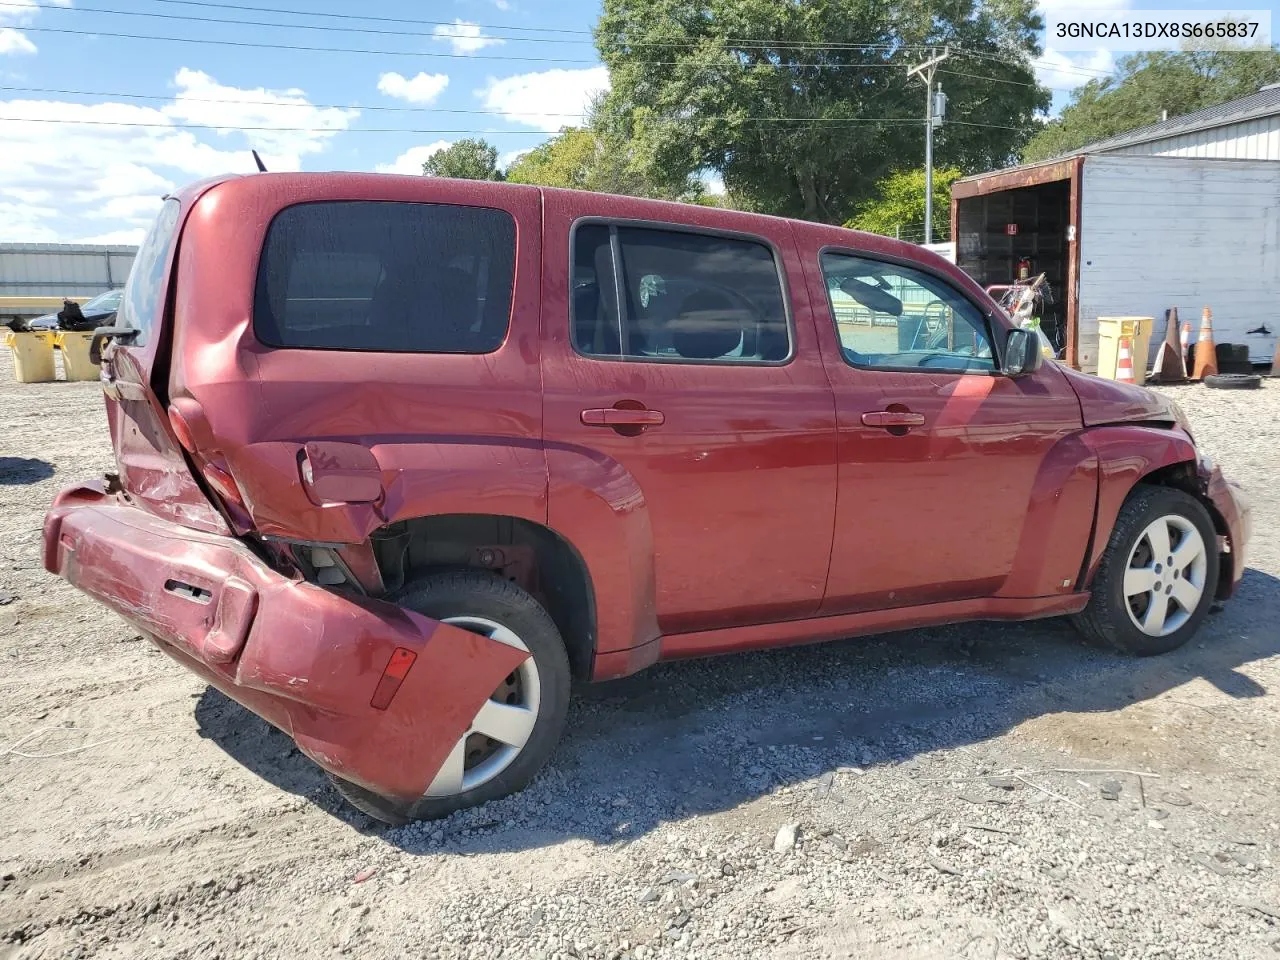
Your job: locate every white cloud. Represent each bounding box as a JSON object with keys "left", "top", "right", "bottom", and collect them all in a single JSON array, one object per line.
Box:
[
  {"left": 1037, "top": 47, "right": 1116, "bottom": 91},
  {"left": 0, "top": 70, "right": 358, "bottom": 242},
  {"left": 0, "top": 0, "right": 72, "bottom": 56},
  {"left": 494, "top": 0, "right": 512, "bottom": 9},
  {"left": 479, "top": 67, "right": 609, "bottom": 132},
  {"left": 0, "top": 27, "right": 35, "bottom": 54},
  {"left": 76, "top": 228, "right": 149, "bottom": 246},
  {"left": 497, "top": 147, "right": 534, "bottom": 170},
  {"left": 162, "top": 68, "right": 357, "bottom": 163},
  {"left": 433, "top": 20, "right": 504, "bottom": 55},
  {"left": 377, "top": 71, "right": 450, "bottom": 105},
  {"left": 374, "top": 140, "right": 453, "bottom": 176}
]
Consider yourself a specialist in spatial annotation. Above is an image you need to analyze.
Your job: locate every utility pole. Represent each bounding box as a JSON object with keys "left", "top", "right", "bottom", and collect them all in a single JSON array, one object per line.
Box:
[{"left": 908, "top": 47, "right": 949, "bottom": 245}]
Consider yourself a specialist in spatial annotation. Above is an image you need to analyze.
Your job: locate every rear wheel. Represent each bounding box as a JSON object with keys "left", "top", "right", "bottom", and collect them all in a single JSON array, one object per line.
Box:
[
  {"left": 329, "top": 570, "right": 571, "bottom": 825},
  {"left": 1073, "top": 485, "right": 1219, "bottom": 656}
]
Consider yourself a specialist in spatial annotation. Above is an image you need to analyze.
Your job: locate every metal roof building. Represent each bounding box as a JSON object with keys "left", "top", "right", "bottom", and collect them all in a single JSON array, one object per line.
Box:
[
  {"left": 0, "top": 242, "right": 137, "bottom": 322},
  {"left": 951, "top": 86, "right": 1280, "bottom": 372},
  {"left": 1076, "top": 84, "right": 1280, "bottom": 161}
]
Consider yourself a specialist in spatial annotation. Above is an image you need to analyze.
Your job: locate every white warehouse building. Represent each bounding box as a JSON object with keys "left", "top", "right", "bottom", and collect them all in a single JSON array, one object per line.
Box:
[
  {"left": 952, "top": 85, "right": 1280, "bottom": 371},
  {"left": 0, "top": 242, "right": 137, "bottom": 325}
]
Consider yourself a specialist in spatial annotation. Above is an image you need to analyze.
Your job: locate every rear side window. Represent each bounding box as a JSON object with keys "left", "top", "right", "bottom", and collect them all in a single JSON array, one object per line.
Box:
[
  {"left": 572, "top": 223, "right": 791, "bottom": 363},
  {"left": 117, "top": 197, "right": 181, "bottom": 346},
  {"left": 254, "top": 201, "right": 516, "bottom": 353}
]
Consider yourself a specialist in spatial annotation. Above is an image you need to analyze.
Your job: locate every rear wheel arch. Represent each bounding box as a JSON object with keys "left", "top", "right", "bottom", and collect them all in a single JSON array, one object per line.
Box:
[{"left": 369, "top": 513, "right": 597, "bottom": 680}]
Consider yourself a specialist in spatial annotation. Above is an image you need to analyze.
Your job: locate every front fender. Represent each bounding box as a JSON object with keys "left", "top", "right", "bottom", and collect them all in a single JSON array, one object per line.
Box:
[
  {"left": 995, "top": 431, "right": 1098, "bottom": 598},
  {"left": 1080, "top": 425, "right": 1198, "bottom": 587}
]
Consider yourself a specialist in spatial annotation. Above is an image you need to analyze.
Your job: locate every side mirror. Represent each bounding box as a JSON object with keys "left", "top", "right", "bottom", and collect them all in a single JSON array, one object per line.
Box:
[
  {"left": 1002, "top": 327, "right": 1043, "bottom": 378},
  {"left": 89, "top": 326, "right": 138, "bottom": 365}
]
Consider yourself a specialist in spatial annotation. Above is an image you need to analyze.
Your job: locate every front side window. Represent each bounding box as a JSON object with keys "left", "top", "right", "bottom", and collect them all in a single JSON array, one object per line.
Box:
[
  {"left": 254, "top": 201, "right": 516, "bottom": 353},
  {"left": 572, "top": 223, "right": 790, "bottom": 363},
  {"left": 116, "top": 198, "right": 181, "bottom": 346},
  {"left": 821, "top": 252, "right": 995, "bottom": 373}
]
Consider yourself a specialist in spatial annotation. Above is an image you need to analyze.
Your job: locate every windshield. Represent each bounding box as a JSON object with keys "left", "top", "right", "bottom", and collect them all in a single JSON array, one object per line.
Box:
[{"left": 82, "top": 290, "right": 123, "bottom": 313}]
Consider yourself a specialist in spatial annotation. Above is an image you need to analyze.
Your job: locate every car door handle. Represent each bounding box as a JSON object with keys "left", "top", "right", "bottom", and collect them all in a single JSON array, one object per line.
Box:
[
  {"left": 861, "top": 410, "right": 925, "bottom": 428},
  {"left": 581, "top": 407, "right": 665, "bottom": 428}
]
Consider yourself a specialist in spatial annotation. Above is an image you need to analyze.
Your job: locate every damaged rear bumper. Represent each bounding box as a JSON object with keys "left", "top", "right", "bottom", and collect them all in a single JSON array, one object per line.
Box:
[{"left": 43, "top": 482, "right": 529, "bottom": 803}]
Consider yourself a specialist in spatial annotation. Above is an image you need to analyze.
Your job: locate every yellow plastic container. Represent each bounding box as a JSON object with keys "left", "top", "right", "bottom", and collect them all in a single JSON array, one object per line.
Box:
[
  {"left": 1096, "top": 316, "right": 1154, "bottom": 381},
  {"left": 55, "top": 330, "right": 100, "bottom": 382},
  {"left": 4, "top": 330, "right": 57, "bottom": 383}
]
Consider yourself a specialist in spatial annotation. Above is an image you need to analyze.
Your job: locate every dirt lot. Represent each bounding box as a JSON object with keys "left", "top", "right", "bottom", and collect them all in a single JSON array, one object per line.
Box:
[{"left": 2, "top": 353, "right": 1280, "bottom": 960}]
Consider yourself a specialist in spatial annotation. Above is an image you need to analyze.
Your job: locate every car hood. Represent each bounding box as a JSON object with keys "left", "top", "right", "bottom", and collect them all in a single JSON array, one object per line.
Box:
[{"left": 1058, "top": 365, "right": 1188, "bottom": 431}]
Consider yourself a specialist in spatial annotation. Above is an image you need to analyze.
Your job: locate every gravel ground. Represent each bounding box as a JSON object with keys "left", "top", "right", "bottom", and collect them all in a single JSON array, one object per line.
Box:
[{"left": 2, "top": 354, "right": 1280, "bottom": 960}]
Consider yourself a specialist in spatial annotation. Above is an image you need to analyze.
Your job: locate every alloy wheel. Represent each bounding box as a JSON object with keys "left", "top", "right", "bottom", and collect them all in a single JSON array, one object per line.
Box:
[
  {"left": 423, "top": 615, "right": 542, "bottom": 798},
  {"left": 1122, "top": 514, "right": 1208, "bottom": 638}
]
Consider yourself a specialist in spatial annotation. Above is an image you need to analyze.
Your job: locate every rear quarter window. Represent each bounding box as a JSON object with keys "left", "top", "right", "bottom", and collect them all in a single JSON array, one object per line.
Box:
[
  {"left": 117, "top": 197, "right": 182, "bottom": 346},
  {"left": 253, "top": 201, "right": 517, "bottom": 354}
]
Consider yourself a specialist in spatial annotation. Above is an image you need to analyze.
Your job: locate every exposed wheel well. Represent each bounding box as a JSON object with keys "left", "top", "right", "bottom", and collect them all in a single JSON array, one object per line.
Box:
[
  {"left": 1139, "top": 461, "right": 1227, "bottom": 534},
  {"left": 369, "top": 514, "right": 597, "bottom": 679},
  {"left": 1136, "top": 461, "right": 1233, "bottom": 597}
]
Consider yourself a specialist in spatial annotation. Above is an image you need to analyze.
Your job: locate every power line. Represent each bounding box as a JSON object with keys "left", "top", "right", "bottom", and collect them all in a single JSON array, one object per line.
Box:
[
  {"left": 0, "top": 115, "right": 1026, "bottom": 133},
  {"left": 18, "top": 25, "right": 919, "bottom": 66},
  {"left": 15, "top": 25, "right": 1090, "bottom": 91},
  {"left": 6, "top": 0, "right": 1127, "bottom": 87},
  {"left": 119, "top": 0, "right": 607, "bottom": 37},
  {"left": 0, "top": 85, "right": 1026, "bottom": 129},
  {"left": 0, "top": 117, "right": 554, "bottom": 133}
]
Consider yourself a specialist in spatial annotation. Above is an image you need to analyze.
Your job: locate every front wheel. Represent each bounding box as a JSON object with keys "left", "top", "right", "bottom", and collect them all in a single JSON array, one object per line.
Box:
[
  {"left": 1072, "top": 485, "right": 1219, "bottom": 656},
  {"left": 329, "top": 570, "right": 571, "bottom": 825}
]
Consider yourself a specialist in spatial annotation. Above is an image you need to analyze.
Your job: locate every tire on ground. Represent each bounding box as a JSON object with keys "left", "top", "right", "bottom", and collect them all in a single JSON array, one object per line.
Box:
[
  {"left": 1072, "top": 484, "right": 1219, "bottom": 656},
  {"left": 328, "top": 569, "right": 572, "bottom": 825},
  {"left": 1203, "top": 373, "right": 1262, "bottom": 390}
]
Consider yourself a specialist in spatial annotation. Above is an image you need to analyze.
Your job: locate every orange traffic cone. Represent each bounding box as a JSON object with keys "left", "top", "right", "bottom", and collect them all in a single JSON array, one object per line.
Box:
[
  {"left": 1191, "top": 306, "right": 1218, "bottom": 380},
  {"left": 1115, "top": 335, "right": 1136, "bottom": 384},
  {"left": 1181, "top": 317, "right": 1193, "bottom": 370},
  {"left": 1271, "top": 336, "right": 1280, "bottom": 377}
]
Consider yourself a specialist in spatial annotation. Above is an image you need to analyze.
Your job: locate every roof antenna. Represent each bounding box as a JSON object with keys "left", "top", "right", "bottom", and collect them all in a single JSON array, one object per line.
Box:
[{"left": 251, "top": 149, "right": 267, "bottom": 173}]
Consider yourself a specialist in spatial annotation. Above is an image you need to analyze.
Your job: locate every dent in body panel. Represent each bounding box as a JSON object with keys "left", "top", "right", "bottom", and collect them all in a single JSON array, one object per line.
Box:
[{"left": 546, "top": 443, "right": 660, "bottom": 659}]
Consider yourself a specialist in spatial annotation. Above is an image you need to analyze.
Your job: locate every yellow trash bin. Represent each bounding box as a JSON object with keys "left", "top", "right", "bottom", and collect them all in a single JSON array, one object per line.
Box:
[
  {"left": 1096, "top": 316, "right": 1154, "bottom": 381},
  {"left": 55, "top": 330, "right": 100, "bottom": 382},
  {"left": 4, "top": 330, "right": 57, "bottom": 383}
]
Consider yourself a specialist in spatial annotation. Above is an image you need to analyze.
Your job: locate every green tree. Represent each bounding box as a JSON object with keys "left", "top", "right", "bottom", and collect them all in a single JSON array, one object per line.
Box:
[
  {"left": 506, "top": 95, "right": 704, "bottom": 200},
  {"left": 506, "top": 126, "right": 705, "bottom": 200},
  {"left": 423, "top": 138, "right": 504, "bottom": 180},
  {"left": 1024, "top": 48, "right": 1280, "bottom": 162},
  {"left": 595, "top": 0, "right": 1049, "bottom": 224},
  {"left": 846, "top": 166, "right": 962, "bottom": 241}
]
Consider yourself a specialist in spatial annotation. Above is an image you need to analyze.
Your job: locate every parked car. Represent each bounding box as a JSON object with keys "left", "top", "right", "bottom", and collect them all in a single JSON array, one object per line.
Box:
[
  {"left": 44, "top": 174, "right": 1251, "bottom": 824},
  {"left": 26, "top": 289, "right": 124, "bottom": 331}
]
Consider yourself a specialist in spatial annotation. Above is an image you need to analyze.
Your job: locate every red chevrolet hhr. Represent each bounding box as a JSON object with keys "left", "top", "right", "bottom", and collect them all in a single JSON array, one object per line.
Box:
[{"left": 43, "top": 173, "right": 1251, "bottom": 824}]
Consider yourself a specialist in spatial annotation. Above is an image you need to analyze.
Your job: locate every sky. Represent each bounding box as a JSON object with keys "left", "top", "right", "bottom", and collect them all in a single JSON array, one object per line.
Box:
[{"left": 0, "top": 0, "right": 1272, "bottom": 244}]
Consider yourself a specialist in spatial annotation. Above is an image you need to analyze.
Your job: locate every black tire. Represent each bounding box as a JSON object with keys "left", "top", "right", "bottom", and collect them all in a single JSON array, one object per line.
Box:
[
  {"left": 328, "top": 570, "right": 571, "bottom": 825},
  {"left": 1072, "top": 485, "right": 1219, "bottom": 656},
  {"left": 1203, "top": 373, "right": 1262, "bottom": 390}
]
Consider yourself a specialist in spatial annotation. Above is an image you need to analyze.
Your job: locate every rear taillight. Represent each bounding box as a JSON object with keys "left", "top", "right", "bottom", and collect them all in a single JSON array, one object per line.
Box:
[
  {"left": 167, "top": 399, "right": 250, "bottom": 518},
  {"left": 201, "top": 461, "right": 248, "bottom": 510},
  {"left": 167, "top": 404, "right": 196, "bottom": 453}
]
